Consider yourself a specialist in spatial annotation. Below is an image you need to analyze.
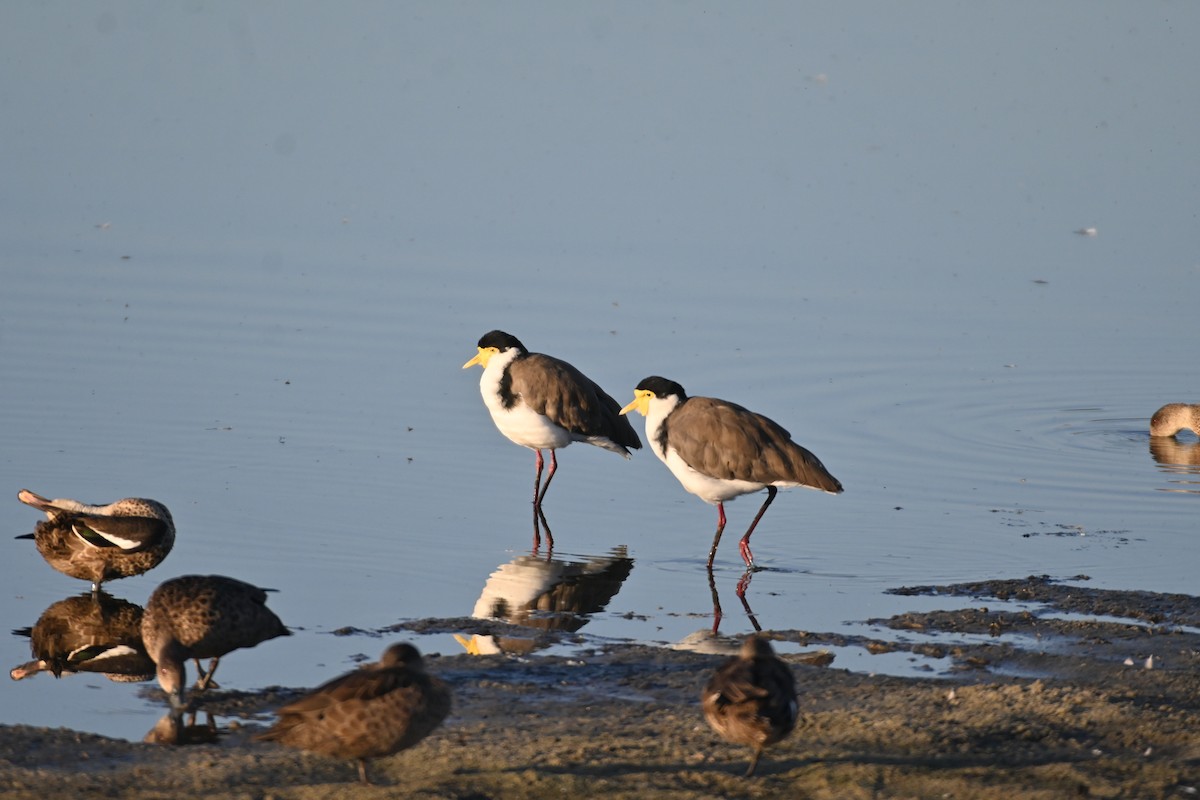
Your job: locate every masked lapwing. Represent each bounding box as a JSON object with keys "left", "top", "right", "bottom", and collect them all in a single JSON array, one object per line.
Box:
[
  {"left": 17, "top": 489, "right": 175, "bottom": 592},
  {"left": 463, "top": 330, "right": 641, "bottom": 507},
  {"left": 702, "top": 634, "right": 798, "bottom": 777},
  {"left": 619, "top": 376, "right": 842, "bottom": 569}
]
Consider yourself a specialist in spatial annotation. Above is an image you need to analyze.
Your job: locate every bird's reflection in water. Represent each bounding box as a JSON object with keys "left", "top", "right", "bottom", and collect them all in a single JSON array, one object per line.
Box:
[
  {"left": 456, "top": 545, "right": 633, "bottom": 655},
  {"left": 676, "top": 573, "right": 836, "bottom": 669},
  {"left": 532, "top": 507, "right": 553, "bottom": 554},
  {"left": 668, "top": 570, "right": 767, "bottom": 656},
  {"left": 10, "top": 591, "right": 154, "bottom": 682},
  {"left": 708, "top": 569, "right": 763, "bottom": 636},
  {"left": 1149, "top": 436, "right": 1200, "bottom": 493},
  {"left": 144, "top": 709, "right": 220, "bottom": 746}
]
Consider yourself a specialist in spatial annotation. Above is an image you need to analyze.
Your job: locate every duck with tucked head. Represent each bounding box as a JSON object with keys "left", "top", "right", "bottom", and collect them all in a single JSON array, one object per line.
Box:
[
  {"left": 256, "top": 643, "right": 452, "bottom": 785},
  {"left": 702, "top": 635, "right": 798, "bottom": 777},
  {"left": 1150, "top": 404, "right": 1200, "bottom": 438},
  {"left": 17, "top": 489, "right": 175, "bottom": 593}
]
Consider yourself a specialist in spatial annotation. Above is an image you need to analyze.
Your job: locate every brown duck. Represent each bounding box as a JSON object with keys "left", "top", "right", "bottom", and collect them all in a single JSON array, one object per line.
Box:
[
  {"left": 1150, "top": 403, "right": 1200, "bottom": 437},
  {"left": 17, "top": 489, "right": 175, "bottom": 592},
  {"left": 141, "top": 575, "right": 290, "bottom": 708},
  {"left": 256, "top": 642, "right": 452, "bottom": 785},
  {"left": 701, "top": 635, "right": 798, "bottom": 777}
]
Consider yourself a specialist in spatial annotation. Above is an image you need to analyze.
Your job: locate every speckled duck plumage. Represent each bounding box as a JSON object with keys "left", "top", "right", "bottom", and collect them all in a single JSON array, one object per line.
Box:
[
  {"left": 256, "top": 642, "right": 452, "bottom": 785},
  {"left": 701, "top": 635, "right": 798, "bottom": 777},
  {"left": 17, "top": 489, "right": 175, "bottom": 592},
  {"left": 140, "top": 574, "right": 290, "bottom": 708},
  {"left": 10, "top": 592, "right": 155, "bottom": 682},
  {"left": 1150, "top": 403, "right": 1200, "bottom": 437}
]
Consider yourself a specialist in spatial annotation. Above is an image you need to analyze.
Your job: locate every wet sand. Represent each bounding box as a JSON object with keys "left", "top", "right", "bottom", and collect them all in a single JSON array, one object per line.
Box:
[{"left": 1, "top": 577, "right": 1197, "bottom": 799}]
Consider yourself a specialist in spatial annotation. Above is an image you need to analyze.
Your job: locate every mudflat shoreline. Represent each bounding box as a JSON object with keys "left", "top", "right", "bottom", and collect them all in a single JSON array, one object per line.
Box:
[{"left": 2, "top": 577, "right": 1196, "bottom": 799}]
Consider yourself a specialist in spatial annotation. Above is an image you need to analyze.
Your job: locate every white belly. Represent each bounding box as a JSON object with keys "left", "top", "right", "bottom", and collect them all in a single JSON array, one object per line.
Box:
[
  {"left": 479, "top": 362, "right": 572, "bottom": 451},
  {"left": 645, "top": 414, "right": 765, "bottom": 504},
  {"left": 662, "top": 447, "right": 765, "bottom": 504},
  {"left": 489, "top": 401, "right": 573, "bottom": 450}
]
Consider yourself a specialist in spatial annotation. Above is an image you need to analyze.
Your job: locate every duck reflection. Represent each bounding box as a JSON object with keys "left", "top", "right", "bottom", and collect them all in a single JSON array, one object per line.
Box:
[
  {"left": 144, "top": 709, "right": 220, "bottom": 746},
  {"left": 1149, "top": 435, "right": 1200, "bottom": 492},
  {"left": 10, "top": 591, "right": 154, "bottom": 682},
  {"left": 457, "top": 546, "right": 633, "bottom": 655}
]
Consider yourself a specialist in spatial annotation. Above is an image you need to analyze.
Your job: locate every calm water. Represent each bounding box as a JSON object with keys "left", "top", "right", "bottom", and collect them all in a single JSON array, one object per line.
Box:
[{"left": 2, "top": 3, "right": 1198, "bottom": 742}]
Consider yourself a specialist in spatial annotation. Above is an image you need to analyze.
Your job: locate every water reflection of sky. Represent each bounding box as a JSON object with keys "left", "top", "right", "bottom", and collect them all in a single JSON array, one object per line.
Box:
[{"left": 2, "top": 3, "right": 1198, "bottom": 741}]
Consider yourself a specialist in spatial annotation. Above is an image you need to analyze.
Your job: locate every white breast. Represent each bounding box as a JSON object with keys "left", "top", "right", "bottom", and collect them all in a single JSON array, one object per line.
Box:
[
  {"left": 479, "top": 352, "right": 572, "bottom": 451},
  {"left": 644, "top": 395, "right": 766, "bottom": 505},
  {"left": 662, "top": 448, "right": 766, "bottom": 504}
]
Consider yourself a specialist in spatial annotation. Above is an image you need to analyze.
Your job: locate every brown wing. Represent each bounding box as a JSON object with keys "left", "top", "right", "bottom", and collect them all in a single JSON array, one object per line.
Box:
[
  {"left": 148, "top": 576, "right": 288, "bottom": 656},
  {"left": 259, "top": 668, "right": 450, "bottom": 759},
  {"left": 667, "top": 397, "right": 841, "bottom": 491},
  {"left": 702, "top": 653, "right": 797, "bottom": 747},
  {"left": 702, "top": 657, "right": 771, "bottom": 745},
  {"left": 274, "top": 665, "right": 416, "bottom": 716},
  {"left": 706, "top": 658, "right": 772, "bottom": 706},
  {"left": 751, "top": 656, "right": 798, "bottom": 741},
  {"left": 510, "top": 354, "right": 641, "bottom": 449},
  {"left": 71, "top": 515, "right": 170, "bottom": 552}
]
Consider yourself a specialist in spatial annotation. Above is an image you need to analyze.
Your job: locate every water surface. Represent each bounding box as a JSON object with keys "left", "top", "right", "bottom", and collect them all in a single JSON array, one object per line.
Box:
[{"left": 2, "top": 3, "right": 1198, "bottom": 742}]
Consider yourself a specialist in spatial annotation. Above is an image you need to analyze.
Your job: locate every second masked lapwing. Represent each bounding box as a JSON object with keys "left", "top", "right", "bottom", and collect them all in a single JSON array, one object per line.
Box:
[{"left": 619, "top": 376, "right": 841, "bottom": 569}]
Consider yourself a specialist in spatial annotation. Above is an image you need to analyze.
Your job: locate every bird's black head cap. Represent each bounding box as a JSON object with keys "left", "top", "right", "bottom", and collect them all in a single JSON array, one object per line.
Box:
[
  {"left": 635, "top": 376, "right": 687, "bottom": 400},
  {"left": 477, "top": 330, "right": 526, "bottom": 353}
]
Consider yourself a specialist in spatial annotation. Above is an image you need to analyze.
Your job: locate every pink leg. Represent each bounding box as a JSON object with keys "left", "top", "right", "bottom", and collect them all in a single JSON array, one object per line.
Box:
[
  {"left": 706, "top": 502, "right": 728, "bottom": 569},
  {"left": 536, "top": 450, "right": 558, "bottom": 506},
  {"left": 738, "top": 487, "right": 778, "bottom": 569}
]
